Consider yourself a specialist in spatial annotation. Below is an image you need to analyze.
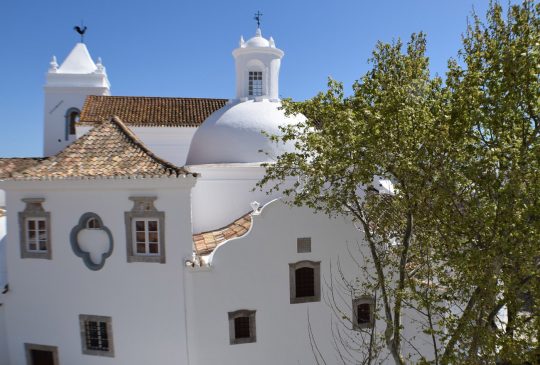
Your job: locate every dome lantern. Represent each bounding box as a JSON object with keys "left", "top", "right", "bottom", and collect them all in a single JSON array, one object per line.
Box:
[{"left": 232, "top": 27, "right": 284, "bottom": 102}]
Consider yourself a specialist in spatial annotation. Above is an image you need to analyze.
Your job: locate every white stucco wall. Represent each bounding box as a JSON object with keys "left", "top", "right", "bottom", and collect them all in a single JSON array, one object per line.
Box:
[
  {"left": 0, "top": 215, "right": 8, "bottom": 365},
  {"left": 1, "top": 177, "right": 195, "bottom": 365},
  {"left": 77, "top": 126, "right": 197, "bottom": 167},
  {"left": 188, "top": 164, "right": 294, "bottom": 233},
  {"left": 0, "top": 303, "right": 8, "bottom": 365},
  {"left": 187, "top": 200, "right": 436, "bottom": 364},
  {"left": 130, "top": 127, "right": 197, "bottom": 166},
  {"left": 44, "top": 87, "right": 109, "bottom": 157}
]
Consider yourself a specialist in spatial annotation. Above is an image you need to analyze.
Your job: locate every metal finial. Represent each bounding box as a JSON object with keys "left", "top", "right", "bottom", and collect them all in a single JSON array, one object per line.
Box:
[
  {"left": 74, "top": 21, "right": 87, "bottom": 43},
  {"left": 254, "top": 11, "right": 263, "bottom": 28}
]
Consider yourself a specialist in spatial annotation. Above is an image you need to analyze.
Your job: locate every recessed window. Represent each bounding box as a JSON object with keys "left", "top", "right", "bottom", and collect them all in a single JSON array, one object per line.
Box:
[
  {"left": 228, "top": 310, "right": 256, "bottom": 345},
  {"left": 289, "top": 261, "right": 321, "bottom": 304},
  {"left": 86, "top": 218, "right": 101, "bottom": 229},
  {"left": 248, "top": 71, "right": 263, "bottom": 96},
  {"left": 125, "top": 197, "right": 165, "bottom": 263},
  {"left": 79, "top": 314, "right": 114, "bottom": 357},
  {"left": 25, "top": 343, "right": 59, "bottom": 365},
  {"left": 65, "top": 107, "right": 80, "bottom": 140},
  {"left": 353, "top": 296, "right": 375, "bottom": 330},
  {"left": 297, "top": 237, "right": 311, "bottom": 253},
  {"left": 19, "top": 198, "right": 51, "bottom": 260}
]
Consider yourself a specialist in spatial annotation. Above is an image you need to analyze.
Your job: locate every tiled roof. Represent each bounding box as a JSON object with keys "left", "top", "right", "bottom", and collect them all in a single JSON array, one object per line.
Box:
[
  {"left": 80, "top": 95, "right": 228, "bottom": 127},
  {"left": 0, "top": 158, "right": 46, "bottom": 179},
  {"left": 193, "top": 213, "right": 252, "bottom": 256},
  {"left": 12, "top": 116, "right": 192, "bottom": 180}
]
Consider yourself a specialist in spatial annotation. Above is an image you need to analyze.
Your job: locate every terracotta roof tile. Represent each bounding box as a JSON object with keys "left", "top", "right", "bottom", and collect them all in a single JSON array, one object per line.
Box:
[
  {"left": 80, "top": 95, "right": 228, "bottom": 127},
  {"left": 12, "top": 116, "right": 192, "bottom": 180},
  {"left": 0, "top": 158, "right": 45, "bottom": 179},
  {"left": 193, "top": 212, "right": 252, "bottom": 256}
]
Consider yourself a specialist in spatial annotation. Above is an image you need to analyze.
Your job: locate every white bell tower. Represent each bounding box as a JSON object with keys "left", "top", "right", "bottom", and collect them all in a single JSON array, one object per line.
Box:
[
  {"left": 43, "top": 43, "right": 110, "bottom": 156},
  {"left": 232, "top": 27, "right": 284, "bottom": 102}
]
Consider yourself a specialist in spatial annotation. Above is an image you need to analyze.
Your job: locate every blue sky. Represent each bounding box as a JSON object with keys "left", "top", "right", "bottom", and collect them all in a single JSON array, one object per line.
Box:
[{"left": 0, "top": 0, "right": 509, "bottom": 157}]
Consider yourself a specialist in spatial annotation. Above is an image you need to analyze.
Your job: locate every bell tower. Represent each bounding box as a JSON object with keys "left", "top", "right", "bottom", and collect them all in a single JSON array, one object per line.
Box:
[{"left": 43, "top": 42, "right": 110, "bottom": 156}]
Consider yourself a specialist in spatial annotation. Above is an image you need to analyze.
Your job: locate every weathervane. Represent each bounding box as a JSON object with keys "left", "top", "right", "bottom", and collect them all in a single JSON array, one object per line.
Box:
[
  {"left": 254, "top": 11, "right": 263, "bottom": 28},
  {"left": 74, "top": 22, "right": 87, "bottom": 43}
]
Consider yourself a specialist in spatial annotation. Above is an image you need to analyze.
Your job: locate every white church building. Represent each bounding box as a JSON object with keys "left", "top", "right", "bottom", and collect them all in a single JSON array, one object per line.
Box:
[{"left": 0, "top": 26, "right": 434, "bottom": 365}]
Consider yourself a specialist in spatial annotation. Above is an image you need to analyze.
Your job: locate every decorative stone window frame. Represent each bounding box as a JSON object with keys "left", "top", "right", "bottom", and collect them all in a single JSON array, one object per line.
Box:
[
  {"left": 228, "top": 309, "right": 256, "bottom": 345},
  {"left": 297, "top": 237, "right": 312, "bottom": 253},
  {"left": 24, "top": 343, "right": 59, "bottom": 365},
  {"left": 125, "top": 197, "right": 165, "bottom": 263},
  {"left": 70, "top": 212, "right": 114, "bottom": 271},
  {"left": 289, "top": 260, "right": 321, "bottom": 304},
  {"left": 19, "top": 198, "right": 51, "bottom": 260},
  {"left": 79, "top": 314, "right": 114, "bottom": 357},
  {"left": 353, "top": 296, "right": 375, "bottom": 330}
]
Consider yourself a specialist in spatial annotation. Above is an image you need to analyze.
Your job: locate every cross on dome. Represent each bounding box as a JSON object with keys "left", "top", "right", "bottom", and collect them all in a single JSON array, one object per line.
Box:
[{"left": 254, "top": 11, "right": 263, "bottom": 28}]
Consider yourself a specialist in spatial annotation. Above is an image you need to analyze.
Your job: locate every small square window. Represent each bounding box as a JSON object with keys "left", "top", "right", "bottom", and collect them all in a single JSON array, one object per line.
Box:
[
  {"left": 25, "top": 343, "right": 59, "bottom": 365},
  {"left": 79, "top": 314, "right": 114, "bottom": 357},
  {"left": 297, "top": 237, "right": 311, "bottom": 253},
  {"left": 228, "top": 310, "right": 256, "bottom": 345},
  {"left": 289, "top": 261, "right": 321, "bottom": 304},
  {"left": 19, "top": 198, "right": 51, "bottom": 260},
  {"left": 353, "top": 296, "right": 375, "bottom": 330}
]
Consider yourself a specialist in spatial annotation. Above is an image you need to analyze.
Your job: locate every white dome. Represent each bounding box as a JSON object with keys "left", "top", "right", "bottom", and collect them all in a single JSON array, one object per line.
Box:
[
  {"left": 245, "top": 35, "right": 270, "bottom": 48},
  {"left": 186, "top": 100, "right": 304, "bottom": 165}
]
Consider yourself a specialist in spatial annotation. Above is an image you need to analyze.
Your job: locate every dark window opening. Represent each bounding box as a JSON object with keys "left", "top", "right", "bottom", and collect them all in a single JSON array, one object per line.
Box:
[
  {"left": 295, "top": 267, "right": 315, "bottom": 297},
  {"left": 69, "top": 111, "right": 80, "bottom": 135},
  {"left": 30, "top": 350, "right": 54, "bottom": 365},
  {"left": 234, "top": 316, "right": 251, "bottom": 339},
  {"left": 86, "top": 218, "right": 101, "bottom": 229},
  {"left": 228, "top": 310, "right": 256, "bottom": 344},
  {"left": 357, "top": 303, "right": 371, "bottom": 325}
]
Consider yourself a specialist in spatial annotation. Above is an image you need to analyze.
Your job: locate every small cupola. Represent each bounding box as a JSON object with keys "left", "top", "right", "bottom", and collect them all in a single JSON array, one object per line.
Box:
[{"left": 232, "top": 27, "right": 284, "bottom": 102}]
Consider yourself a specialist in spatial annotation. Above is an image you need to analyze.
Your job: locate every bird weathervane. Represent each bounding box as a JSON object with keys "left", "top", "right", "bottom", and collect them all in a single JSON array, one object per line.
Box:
[
  {"left": 254, "top": 11, "right": 263, "bottom": 28},
  {"left": 74, "top": 22, "right": 87, "bottom": 43}
]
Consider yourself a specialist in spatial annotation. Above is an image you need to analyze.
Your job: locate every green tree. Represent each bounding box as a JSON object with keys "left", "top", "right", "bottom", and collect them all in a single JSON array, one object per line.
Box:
[{"left": 258, "top": 1, "right": 540, "bottom": 364}]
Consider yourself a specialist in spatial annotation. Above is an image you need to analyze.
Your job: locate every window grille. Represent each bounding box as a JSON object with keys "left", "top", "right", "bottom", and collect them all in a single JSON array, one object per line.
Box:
[
  {"left": 248, "top": 71, "right": 263, "bottom": 96},
  {"left": 84, "top": 320, "right": 110, "bottom": 351},
  {"left": 228, "top": 310, "right": 256, "bottom": 344},
  {"left": 297, "top": 237, "right": 311, "bottom": 253},
  {"left": 79, "top": 314, "right": 114, "bottom": 356}
]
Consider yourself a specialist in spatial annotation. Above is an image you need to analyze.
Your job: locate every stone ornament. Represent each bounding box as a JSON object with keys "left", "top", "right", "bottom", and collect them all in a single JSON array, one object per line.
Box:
[{"left": 70, "top": 212, "right": 113, "bottom": 270}]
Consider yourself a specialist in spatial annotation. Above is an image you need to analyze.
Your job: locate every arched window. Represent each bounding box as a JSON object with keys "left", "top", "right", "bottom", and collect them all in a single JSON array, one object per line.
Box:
[
  {"left": 65, "top": 108, "right": 80, "bottom": 140},
  {"left": 228, "top": 310, "right": 256, "bottom": 345},
  {"left": 289, "top": 260, "right": 321, "bottom": 304},
  {"left": 353, "top": 296, "right": 375, "bottom": 330}
]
